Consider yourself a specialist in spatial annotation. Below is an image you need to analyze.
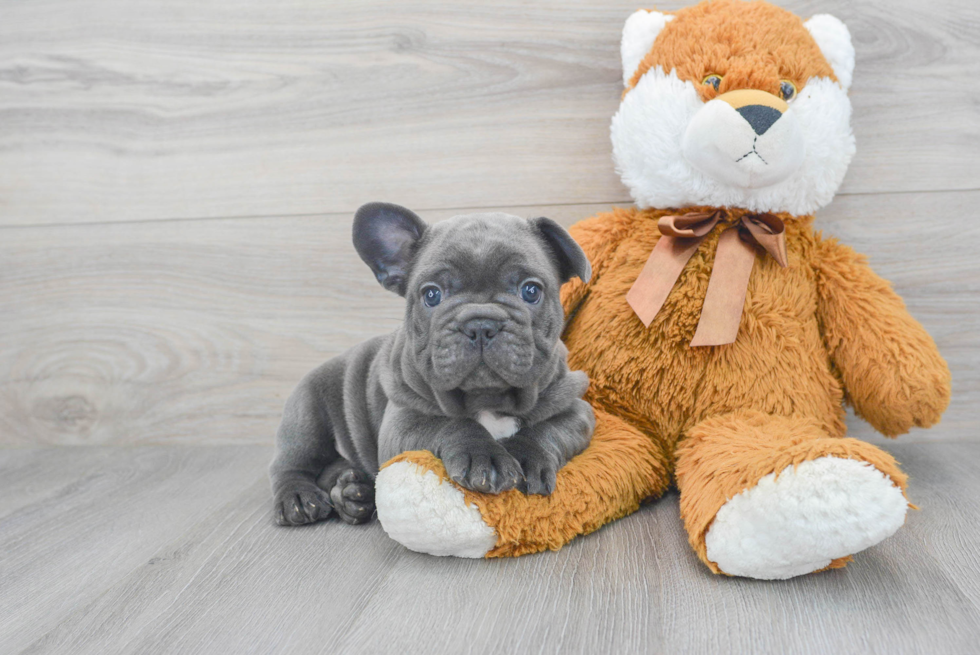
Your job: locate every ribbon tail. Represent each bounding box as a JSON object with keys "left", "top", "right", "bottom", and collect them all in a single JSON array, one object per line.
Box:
[
  {"left": 690, "top": 229, "right": 757, "bottom": 347},
  {"left": 742, "top": 214, "right": 789, "bottom": 268},
  {"left": 627, "top": 235, "right": 704, "bottom": 327}
]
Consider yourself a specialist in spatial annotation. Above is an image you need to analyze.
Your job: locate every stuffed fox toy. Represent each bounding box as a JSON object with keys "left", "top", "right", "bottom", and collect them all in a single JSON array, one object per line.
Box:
[{"left": 372, "top": 0, "right": 951, "bottom": 579}]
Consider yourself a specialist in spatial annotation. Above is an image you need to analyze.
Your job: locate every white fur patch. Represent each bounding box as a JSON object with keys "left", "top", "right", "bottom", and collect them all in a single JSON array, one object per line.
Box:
[
  {"left": 611, "top": 69, "right": 855, "bottom": 215},
  {"left": 682, "top": 98, "right": 806, "bottom": 189},
  {"left": 805, "top": 14, "right": 855, "bottom": 90},
  {"left": 704, "top": 456, "right": 908, "bottom": 580},
  {"left": 476, "top": 410, "right": 520, "bottom": 440},
  {"left": 375, "top": 461, "right": 497, "bottom": 558},
  {"left": 620, "top": 10, "right": 674, "bottom": 86}
]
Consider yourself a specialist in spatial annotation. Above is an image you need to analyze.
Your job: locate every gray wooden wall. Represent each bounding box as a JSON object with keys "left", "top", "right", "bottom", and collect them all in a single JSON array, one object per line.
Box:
[{"left": 1, "top": 0, "right": 977, "bottom": 447}]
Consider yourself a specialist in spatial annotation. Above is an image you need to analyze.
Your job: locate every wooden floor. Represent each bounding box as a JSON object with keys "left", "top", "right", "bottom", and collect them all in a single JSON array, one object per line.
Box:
[
  {"left": 1, "top": 443, "right": 979, "bottom": 654},
  {"left": 1, "top": 0, "right": 979, "bottom": 652}
]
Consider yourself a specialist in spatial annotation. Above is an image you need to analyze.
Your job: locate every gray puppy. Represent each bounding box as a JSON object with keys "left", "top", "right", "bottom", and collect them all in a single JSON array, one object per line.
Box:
[{"left": 270, "top": 202, "right": 595, "bottom": 526}]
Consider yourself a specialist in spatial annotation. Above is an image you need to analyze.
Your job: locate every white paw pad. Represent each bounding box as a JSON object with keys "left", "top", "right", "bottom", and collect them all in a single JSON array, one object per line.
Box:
[
  {"left": 375, "top": 461, "right": 497, "bottom": 558},
  {"left": 705, "top": 456, "right": 908, "bottom": 580}
]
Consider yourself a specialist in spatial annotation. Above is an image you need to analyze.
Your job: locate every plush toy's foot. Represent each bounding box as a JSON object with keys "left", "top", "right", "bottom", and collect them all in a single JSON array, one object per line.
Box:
[
  {"left": 375, "top": 410, "right": 670, "bottom": 558},
  {"left": 375, "top": 454, "right": 497, "bottom": 558},
  {"left": 677, "top": 411, "right": 911, "bottom": 580},
  {"left": 705, "top": 455, "right": 907, "bottom": 579}
]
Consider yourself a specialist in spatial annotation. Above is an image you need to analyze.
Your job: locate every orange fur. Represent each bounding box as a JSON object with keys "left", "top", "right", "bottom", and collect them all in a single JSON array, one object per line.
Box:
[
  {"left": 385, "top": 409, "right": 669, "bottom": 557},
  {"left": 675, "top": 410, "right": 909, "bottom": 573},
  {"left": 627, "top": 0, "right": 837, "bottom": 99},
  {"left": 386, "top": 205, "right": 948, "bottom": 568},
  {"left": 379, "top": 0, "right": 950, "bottom": 574},
  {"left": 560, "top": 206, "right": 945, "bottom": 570}
]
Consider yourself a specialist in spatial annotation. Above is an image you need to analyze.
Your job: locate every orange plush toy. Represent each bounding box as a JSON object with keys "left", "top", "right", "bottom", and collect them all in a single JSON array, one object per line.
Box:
[{"left": 373, "top": 0, "right": 951, "bottom": 579}]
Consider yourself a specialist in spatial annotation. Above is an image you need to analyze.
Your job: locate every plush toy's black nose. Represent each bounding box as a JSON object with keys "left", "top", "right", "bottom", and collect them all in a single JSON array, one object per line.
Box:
[
  {"left": 737, "top": 104, "right": 782, "bottom": 135},
  {"left": 462, "top": 318, "right": 502, "bottom": 343}
]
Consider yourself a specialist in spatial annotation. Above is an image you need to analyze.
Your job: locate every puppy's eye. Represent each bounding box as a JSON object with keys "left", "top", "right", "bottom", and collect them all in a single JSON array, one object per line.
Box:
[
  {"left": 779, "top": 80, "right": 797, "bottom": 102},
  {"left": 702, "top": 74, "right": 722, "bottom": 91},
  {"left": 520, "top": 282, "right": 542, "bottom": 304},
  {"left": 421, "top": 285, "right": 442, "bottom": 307}
]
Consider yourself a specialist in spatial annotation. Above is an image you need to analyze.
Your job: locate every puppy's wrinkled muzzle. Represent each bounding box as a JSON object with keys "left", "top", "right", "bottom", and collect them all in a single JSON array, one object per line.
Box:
[{"left": 430, "top": 302, "right": 536, "bottom": 390}]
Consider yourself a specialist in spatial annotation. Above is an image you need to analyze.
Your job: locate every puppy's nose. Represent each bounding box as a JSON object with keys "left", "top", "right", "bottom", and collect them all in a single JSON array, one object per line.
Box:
[{"left": 462, "top": 318, "right": 502, "bottom": 343}]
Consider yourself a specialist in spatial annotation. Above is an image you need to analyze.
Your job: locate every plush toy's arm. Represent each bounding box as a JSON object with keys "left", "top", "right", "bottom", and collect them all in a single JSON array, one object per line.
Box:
[
  {"left": 811, "top": 235, "right": 951, "bottom": 437},
  {"left": 560, "top": 207, "right": 637, "bottom": 317}
]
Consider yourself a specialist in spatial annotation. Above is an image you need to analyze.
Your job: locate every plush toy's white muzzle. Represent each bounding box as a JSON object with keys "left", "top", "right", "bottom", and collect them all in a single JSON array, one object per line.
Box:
[{"left": 682, "top": 90, "right": 806, "bottom": 190}]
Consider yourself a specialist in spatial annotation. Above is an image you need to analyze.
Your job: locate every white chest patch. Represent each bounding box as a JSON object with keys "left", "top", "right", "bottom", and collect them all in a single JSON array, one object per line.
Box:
[{"left": 475, "top": 411, "right": 520, "bottom": 441}]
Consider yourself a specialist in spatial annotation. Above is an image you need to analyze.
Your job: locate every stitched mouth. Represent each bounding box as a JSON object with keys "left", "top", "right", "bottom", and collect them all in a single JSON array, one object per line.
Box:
[{"left": 735, "top": 136, "right": 768, "bottom": 165}]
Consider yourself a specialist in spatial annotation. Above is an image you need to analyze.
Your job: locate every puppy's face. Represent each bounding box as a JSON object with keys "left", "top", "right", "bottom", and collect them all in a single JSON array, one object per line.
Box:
[{"left": 353, "top": 205, "right": 590, "bottom": 393}]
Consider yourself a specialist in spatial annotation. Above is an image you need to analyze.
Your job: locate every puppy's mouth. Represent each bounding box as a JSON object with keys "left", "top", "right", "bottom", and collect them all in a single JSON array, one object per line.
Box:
[
  {"left": 427, "top": 308, "right": 538, "bottom": 391},
  {"left": 431, "top": 346, "right": 532, "bottom": 391},
  {"left": 456, "top": 364, "right": 509, "bottom": 392}
]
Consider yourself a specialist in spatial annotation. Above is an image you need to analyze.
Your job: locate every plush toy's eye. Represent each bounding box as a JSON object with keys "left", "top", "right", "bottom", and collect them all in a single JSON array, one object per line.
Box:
[
  {"left": 702, "top": 74, "right": 722, "bottom": 91},
  {"left": 779, "top": 80, "right": 797, "bottom": 102},
  {"left": 520, "top": 282, "right": 542, "bottom": 304},
  {"left": 421, "top": 285, "right": 442, "bottom": 307}
]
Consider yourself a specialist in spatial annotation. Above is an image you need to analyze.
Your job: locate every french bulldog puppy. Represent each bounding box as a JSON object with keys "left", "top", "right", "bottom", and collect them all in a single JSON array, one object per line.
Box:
[{"left": 270, "top": 203, "right": 595, "bottom": 526}]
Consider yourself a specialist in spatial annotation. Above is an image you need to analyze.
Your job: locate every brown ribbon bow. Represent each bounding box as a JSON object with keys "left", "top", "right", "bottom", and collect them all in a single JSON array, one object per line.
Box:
[{"left": 625, "top": 210, "right": 788, "bottom": 347}]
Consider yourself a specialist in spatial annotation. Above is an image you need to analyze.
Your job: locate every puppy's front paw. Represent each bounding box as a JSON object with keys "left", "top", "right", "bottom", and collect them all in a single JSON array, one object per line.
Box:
[
  {"left": 329, "top": 468, "right": 376, "bottom": 525},
  {"left": 502, "top": 437, "right": 558, "bottom": 495},
  {"left": 274, "top": 480, "right": 333, "bottom": 526},
  {"left": 442, "top": 441, "right": 524, "bottom": 495}
]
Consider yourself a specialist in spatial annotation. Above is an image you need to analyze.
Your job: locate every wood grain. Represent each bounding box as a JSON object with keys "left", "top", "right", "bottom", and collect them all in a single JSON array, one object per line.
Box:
[
  {"left": 0, "top": 445, "right": 273, "bottom": 653},
  {"left": 0, "top": 0, "right": 976, "bottom": 226},
  {"left": 1, "top": 0, "right": 977, "bottom": 652},
  {"left": 1, "top": 194, "right": 976, "bottom": 447},
  {"left": 3, "top": 443, "right": 979, "bottom": 654}
]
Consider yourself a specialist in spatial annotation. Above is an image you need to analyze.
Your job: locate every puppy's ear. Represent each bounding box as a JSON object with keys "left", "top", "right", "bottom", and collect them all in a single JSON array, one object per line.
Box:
[
  {"left": 353, "top": 202, "right": 427, "bottom": 296},
  {"left": 532, "top": 217, "right": 592, "bottom": 284}
]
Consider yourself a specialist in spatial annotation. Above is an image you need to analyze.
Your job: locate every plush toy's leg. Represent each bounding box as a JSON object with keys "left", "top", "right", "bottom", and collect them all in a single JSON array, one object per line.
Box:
[
  {"left": 675, "top": 410, "right": 911, "bottom": 580},
  {"left": 375, "top": 409, "right": 669, "bottom": 558}
]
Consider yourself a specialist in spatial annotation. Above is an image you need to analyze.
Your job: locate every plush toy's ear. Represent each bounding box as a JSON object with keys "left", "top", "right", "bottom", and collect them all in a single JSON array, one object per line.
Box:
[
  {"left": 532, "top": 217, "right": 591, "bottom": 284},
  {"left": 620, "top": 10, "right": 673, "bottom": 86},
  {"left": 352, "top": 202, "right": 427, "bottom": 296},
  {"left": 805, "top": 14, "right": 855, "bottom": 90}
]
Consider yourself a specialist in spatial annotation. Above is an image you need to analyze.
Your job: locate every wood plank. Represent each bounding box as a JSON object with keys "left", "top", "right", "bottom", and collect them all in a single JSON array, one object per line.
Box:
[
  {"left": 18, "top": 480, "right": 411, "bottom": 654},
  {"left": 0, "top": 0, "right": 977, "bottom": 226},
  {"left": 0, "top": 202, "right": 609, "bottom": 447},
  {"left": 332, "top": 515, "right": 667, "bottom": 654},
  {"left": 6, "top": 443, "right": 980, "bottom": 653},
  {"left": 0, "top": 447, "right": 131, "bottom": 518},
  {"left": 0, "top": 445, "right": 273, "bottom": 654},
  {"left": 653, "top": 448, "right": 980, "bottom": 654},
  {"left": 893, "top": 443, "right": 980, "bottom": 613},
  {"left": 1, "top": 193, "right": 975, "bottom": 446}
]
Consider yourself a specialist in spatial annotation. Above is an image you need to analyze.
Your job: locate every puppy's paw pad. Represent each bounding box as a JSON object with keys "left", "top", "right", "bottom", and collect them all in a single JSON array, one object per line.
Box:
[
  {"left": 505, "top": 443, "right": 558, "bottom": 495},
  {"left": 492, "top": 453, "right": 525, "bottom": 493},
  {"left": 444, "top": 447, "right": 523, "bottom": 494},
  {"left": 274, "top": 482, "right": 333, "bottom": 526},
  {"left": 521, "top": 463, "right": 557, "bottom": 496},
  {"left": 330, "top": 468, "right": 376, "bottom": 525}
]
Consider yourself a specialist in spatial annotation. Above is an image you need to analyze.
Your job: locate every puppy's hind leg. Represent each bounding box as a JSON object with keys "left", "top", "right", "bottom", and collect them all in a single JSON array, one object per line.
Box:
[
  {"left": 318, "top": 462, "right": 376, "bottom": 525},
  {"left": 271, "top": 368, "right": 342, "bottom": 527}
]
